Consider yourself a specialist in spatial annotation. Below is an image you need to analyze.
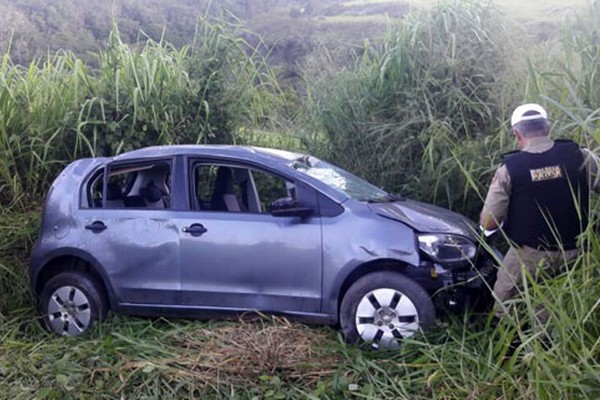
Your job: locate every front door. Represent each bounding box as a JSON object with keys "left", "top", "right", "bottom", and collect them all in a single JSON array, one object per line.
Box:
[{"left": 178, "top": 162, "right": 323, "bottom": 313}]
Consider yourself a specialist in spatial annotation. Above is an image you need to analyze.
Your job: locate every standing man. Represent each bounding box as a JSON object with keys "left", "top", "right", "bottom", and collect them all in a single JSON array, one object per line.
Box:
[{"left": 480, "top": 103, "right": 599, "bottom": 318}]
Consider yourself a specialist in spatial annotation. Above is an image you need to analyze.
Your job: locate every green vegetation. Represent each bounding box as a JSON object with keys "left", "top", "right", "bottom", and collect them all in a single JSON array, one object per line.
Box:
[
  {"left": 1, "top": 0, "right": 599, "bottom": 398},
  {"left": 306, "top": 1, "right": 517, "bottom": 218},
  {"left": 0, "top": 18, "right": 276, "bottom": 208}
]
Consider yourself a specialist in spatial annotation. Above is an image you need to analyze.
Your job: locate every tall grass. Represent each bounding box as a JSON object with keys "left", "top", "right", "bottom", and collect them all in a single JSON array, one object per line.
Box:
[
  {"left": 407, "top": 123, "right": 514, "bottom": 219},
  {"left": 306, "top": 0, "right": 521, "bottom": 215},
  {"left": 0, "top": 209, "right": 38, "bottom": 316},
  {"left": 525, "top": 1, "right": 600, "bottom": 150},
  {"left": 0, "top": 52, "right": 84, "bottom": 208},
  {"left": 0, "top": 18, "right": 279, "bottom": 208}
]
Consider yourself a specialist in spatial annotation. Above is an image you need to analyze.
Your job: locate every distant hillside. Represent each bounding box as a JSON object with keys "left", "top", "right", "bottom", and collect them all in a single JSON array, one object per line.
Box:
[
  {"left": 0, "top": 0, "right": 587, "bottom": 72},
  {"left": 0, "top": 1, "right": 442, "bottom": 66},
  {"left": 0, "top": 0, "right": 238, "bottom": 64}
]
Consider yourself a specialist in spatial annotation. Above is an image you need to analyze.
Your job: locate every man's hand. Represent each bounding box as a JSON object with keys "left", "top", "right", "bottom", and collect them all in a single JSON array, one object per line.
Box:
[{"left": 480, "top": 212, "right": 500, "bottom": 230}]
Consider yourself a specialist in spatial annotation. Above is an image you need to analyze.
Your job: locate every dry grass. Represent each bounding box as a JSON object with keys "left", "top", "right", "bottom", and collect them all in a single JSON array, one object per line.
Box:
[
  {"left": 82, "top": 317, "right": 341, "bottom": 396},
  {"left": 167, "top": 317, "right": 339, "bottom": 387}
]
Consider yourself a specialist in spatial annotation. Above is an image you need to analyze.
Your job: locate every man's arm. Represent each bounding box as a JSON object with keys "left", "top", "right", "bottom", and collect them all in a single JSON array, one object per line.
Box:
[{"left": 479, "top": 166, "right": 511, "bottom": 230}]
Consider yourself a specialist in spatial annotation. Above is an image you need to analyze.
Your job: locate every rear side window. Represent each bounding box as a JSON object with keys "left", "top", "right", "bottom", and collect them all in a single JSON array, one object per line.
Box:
[{"left": 86, "top": 161, "right": 172, "bottom": 209}]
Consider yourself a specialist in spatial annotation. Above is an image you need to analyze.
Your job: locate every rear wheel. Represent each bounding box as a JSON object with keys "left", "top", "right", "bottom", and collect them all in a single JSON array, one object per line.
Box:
[
  {"left": 340, "top": 271, "right": 435, "bottom": 348},
  {"left": 39, "top": 272, "right": 107, "bottom": 336}
]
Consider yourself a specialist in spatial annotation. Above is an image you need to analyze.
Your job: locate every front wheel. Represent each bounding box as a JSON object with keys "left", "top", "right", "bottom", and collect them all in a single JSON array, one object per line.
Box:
[
  {"left": 340, "top": 271, "right": 435, "bottom": 348},
  {"left": 39, "top": 272, "right": 107, "bottom": 337}
]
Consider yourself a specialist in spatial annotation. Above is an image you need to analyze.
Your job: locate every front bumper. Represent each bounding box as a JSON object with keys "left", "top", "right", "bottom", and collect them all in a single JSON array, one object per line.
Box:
[{"left": 411, "top": 251, "right": 498, "bottom": 312}]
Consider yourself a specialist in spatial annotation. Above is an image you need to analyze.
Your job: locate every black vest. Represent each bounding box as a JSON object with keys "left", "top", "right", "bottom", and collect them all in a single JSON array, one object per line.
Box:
[{"left": 503, "top": 140, "right": 589, "bottom": 250}]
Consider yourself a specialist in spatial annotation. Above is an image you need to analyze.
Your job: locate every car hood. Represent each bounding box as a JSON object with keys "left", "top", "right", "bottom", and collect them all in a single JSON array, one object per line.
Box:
[{"left": 368, "top": 200, "right": 478, "bottom": 239}]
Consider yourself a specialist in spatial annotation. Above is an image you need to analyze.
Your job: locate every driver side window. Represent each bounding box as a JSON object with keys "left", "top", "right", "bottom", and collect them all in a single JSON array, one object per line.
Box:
[
  {"left": 191, "top": 162, "right": 295, "bottom": 213},
  {"left": 251, "top": 169, "right": 294, "bottom": 212}
]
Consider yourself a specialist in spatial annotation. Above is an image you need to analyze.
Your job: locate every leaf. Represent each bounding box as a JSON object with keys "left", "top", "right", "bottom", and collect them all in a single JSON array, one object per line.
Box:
[
  {"left": 37, "top": 387, "right": 54, "bottom": 399},
  {"left": 142, "top": 364, "right": 155, "bottom": 373},
  {"left": 55, "top": 374, "right": 68, "bottom": 386},
  {"left": 56, "top": 374, "right": 71, "bottom": 390}
]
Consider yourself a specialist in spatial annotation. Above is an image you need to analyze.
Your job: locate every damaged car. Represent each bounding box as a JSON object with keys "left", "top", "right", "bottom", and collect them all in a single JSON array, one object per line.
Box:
[{"left": 31, "top": 145, "right": 496, "bottom": 347}]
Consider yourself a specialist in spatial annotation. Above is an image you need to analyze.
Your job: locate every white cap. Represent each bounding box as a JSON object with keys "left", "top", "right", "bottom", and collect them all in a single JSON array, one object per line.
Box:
[{"left": 510, "top": 103, "right": 548, "bottom": 127}]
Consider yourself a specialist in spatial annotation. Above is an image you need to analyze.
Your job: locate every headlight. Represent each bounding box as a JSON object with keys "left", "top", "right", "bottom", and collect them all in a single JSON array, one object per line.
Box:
[{"left": 418, "top": 234, "right": 476, "bottom": 266}]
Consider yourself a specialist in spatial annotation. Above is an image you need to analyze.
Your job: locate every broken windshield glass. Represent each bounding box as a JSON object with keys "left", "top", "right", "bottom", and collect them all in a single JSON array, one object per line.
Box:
[{"left": 291, "top": 156, "right": 398, "bottom": 202}]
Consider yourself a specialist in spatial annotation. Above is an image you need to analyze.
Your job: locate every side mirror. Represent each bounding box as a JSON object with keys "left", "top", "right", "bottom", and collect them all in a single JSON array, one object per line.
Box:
[{"left": 270, "top": 197, "right": 313, "bottom": 218}]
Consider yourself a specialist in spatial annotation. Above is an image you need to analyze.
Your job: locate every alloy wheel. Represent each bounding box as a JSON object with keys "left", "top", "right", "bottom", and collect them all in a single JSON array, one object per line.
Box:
[
  {"left": 46, "top": 285, "right": 92, "bottom": 336},
  {"left": 355, "top": 288, "right": 419, "bottom": 348}
]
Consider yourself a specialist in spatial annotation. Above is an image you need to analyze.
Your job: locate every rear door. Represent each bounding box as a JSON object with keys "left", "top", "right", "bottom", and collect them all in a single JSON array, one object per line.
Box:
[{"left": 80, "top": 158, "right": 180, "bottom": 305}]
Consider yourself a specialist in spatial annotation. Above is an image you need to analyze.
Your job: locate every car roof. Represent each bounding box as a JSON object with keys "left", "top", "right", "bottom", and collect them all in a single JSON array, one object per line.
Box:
[{"left": 111, "top": 145, "right": 304, "bottom": 165}]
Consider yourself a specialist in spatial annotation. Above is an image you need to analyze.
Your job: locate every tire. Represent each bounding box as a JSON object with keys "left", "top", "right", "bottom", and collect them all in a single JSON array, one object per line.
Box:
[
  {"left": 340, "top": 271, "right": 435, "bottom": 349},
  {"left": 39, "top": 271, "right": 107, "bottom": 337}
]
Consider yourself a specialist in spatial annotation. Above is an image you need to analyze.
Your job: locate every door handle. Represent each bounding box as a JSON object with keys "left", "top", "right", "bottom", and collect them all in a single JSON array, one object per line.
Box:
[
  {"left": 182, "top": 223, "right": 208, "bottom": 237},
  {"left": 85, "top": 221, "right": 107, "bottom": 233}
]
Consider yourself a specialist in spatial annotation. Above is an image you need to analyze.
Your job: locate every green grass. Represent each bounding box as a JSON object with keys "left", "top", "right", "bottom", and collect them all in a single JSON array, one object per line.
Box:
[{"left": 304, "top": 0, "right": 519, "bottom": 218}]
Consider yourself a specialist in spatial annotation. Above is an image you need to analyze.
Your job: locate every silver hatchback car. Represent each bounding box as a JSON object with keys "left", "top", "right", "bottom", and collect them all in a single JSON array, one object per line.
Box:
[{"left": 31, "top": 145, "right": 496, "bottom": 347}]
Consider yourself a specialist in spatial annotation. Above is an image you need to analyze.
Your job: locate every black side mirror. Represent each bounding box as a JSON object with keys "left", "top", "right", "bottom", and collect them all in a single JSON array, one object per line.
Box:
[{"left": 270, "top": 197, "right": 313, "bottom": 218}]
